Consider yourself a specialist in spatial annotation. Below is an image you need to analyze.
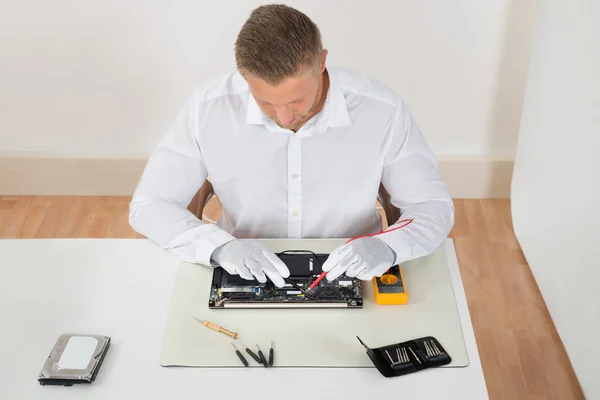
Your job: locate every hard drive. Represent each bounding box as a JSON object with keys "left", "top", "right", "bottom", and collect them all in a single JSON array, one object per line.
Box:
[{"left": 38, "top": 334, "right": 111, "bottom": 386}]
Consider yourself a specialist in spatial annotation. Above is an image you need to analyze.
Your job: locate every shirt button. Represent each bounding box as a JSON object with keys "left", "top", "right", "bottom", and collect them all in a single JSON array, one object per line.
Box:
[
  {"left": 291, "top": 211, "right": 298, "bottom": 216},
  {"left": 291, "top": 174, "right": 298, "bottom": 179}
]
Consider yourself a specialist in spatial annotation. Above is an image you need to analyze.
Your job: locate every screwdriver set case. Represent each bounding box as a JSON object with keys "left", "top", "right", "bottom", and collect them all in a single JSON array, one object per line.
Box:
[{"left": 356, "top": 335, "right": 451, "bottom": 377}]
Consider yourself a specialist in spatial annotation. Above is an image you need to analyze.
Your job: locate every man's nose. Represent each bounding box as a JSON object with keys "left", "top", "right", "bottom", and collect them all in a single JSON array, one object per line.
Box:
[{"left": 275, "top": 107, "right": 294, "bottom": 125}]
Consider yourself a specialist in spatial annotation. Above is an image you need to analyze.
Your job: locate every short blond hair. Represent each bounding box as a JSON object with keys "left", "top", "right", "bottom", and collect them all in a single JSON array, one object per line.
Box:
[{"left": 235, "top": 4, "right": 323, "bottom": 85}]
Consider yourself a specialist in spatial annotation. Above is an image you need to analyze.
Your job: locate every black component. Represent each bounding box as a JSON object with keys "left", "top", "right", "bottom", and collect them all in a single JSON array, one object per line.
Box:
[
  {"left": 245, "top": 348, "right": 262, "bottom": 364},
  {"left": 212, "top": 267, "right": 222, "bottom": 284},
  {"left": 269, "top": 347, "right": 274, "bottom": 367},
  {"left": 235, "top": 350, "right": 249, "bottom": 367},
  {"left": 278, "top": 252, "right": 324, "bottom": 276},
  {"left": 316, "top": 287, "right": 339, "bottom": 298},
  {"left": 229, "top": 292, "right": 254, "bottom": 299},
  {"left": 356, "top": 336, "right": 451, "bottom": 378},
  {"left": 223, "top": 273, "right": 257, "bottom": 286}
]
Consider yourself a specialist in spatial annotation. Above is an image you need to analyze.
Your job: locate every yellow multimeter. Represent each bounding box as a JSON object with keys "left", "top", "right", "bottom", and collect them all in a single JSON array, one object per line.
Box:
[{"left": 372, "top": 265, "right": 408, "bottom": 305}]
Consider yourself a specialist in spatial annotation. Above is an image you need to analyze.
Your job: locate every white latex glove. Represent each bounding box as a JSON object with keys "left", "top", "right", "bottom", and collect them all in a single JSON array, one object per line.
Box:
[
  {"left": 321, "top": 237, "right": 397, "bottom": 281},
  {"left": 210, "top": 239, "right": 290, "bottom": 288}
]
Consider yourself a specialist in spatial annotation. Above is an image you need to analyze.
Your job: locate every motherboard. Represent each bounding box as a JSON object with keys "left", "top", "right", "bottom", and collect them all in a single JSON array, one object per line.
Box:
[{"left": 208, "top": 252, "right": 363, "bottom": 309}]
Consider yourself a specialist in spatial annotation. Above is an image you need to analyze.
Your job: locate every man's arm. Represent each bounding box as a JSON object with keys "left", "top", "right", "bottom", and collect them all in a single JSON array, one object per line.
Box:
[
  {"left": 376, "top": 101, "right": 455, "bottom": 264},
  {"left": 128, "top": 95, "right": 236, "bottom": 266},
  {"left": 320, "top": 101, "right": 454, "bottom": 281}
]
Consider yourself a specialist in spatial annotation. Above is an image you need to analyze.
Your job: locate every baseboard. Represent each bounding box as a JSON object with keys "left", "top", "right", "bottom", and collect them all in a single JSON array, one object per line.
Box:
[{"left": 0, "top": 154, "right": 513, "bottom": 198}]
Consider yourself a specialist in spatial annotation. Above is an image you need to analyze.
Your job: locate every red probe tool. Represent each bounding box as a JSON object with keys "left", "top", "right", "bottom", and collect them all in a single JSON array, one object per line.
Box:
[{"left": 307, "top": 218, "right": 414, "bottom": 290}]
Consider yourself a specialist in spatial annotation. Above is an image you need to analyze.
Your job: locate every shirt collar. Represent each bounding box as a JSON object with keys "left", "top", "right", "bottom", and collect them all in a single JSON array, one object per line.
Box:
[
  {"left": 245, "top": 68, "right": 352, "bottom": 129},
  {"left": 245, "top": 88, "right": 267, "bottom": 125}
]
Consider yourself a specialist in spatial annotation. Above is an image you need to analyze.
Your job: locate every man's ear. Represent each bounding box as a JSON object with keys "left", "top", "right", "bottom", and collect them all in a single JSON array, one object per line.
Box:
[{"left": 320, "top": 49, "right": 328, "bottom": 73}]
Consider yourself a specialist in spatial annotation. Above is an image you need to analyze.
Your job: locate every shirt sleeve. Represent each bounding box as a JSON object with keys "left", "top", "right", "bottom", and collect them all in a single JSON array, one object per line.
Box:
[
  {"left": 128, "top": 94, "right": 236, "bottom": 266},
  {"left": 376, "top": 101, "right": 455, "bottom": 264}
]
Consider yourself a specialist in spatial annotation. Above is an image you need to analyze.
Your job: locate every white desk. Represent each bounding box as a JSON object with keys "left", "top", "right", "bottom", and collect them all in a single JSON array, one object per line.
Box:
[{"left": 0, "top": 238, "right": 488, "bottom": 400}]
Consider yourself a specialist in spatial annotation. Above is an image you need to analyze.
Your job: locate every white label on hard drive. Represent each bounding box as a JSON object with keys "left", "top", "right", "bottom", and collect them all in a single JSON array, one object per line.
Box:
[
  {"left": 287, "top": 291, "right": 301, "bottom": 294},
  {"left": 57, "top": 336, "right": 98, "bottom": 370}
]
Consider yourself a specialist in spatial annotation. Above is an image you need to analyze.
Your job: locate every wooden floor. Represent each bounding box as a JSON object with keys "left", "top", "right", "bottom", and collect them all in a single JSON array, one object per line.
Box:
[{"left": 0, "top": 196, "right": 585, "bottom": 399}]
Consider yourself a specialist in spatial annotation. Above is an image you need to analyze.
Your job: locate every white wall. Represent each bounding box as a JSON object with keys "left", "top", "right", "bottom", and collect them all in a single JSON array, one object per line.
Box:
[
  {"left": 0, "top": 0, "right": 538, "bottom": 158},
  {"left": 511, "top": 0, "right": 600, "bottom": 398}
]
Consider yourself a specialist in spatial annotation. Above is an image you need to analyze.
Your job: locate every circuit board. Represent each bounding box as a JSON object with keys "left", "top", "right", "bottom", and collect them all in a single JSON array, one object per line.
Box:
[{"left": 208, "top": 252, "right": 363, "bottom": 309}]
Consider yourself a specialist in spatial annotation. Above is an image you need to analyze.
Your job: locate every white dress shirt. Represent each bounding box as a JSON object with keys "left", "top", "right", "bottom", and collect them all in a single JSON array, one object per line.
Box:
[{"left": 129, "top": 66, "right": 454, "bottom": 268}]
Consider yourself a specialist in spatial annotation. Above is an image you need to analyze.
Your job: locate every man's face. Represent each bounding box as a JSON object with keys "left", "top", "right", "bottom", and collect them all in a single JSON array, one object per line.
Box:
[{"left": 246, "top": 68, "right": 321, "bottom": 131}]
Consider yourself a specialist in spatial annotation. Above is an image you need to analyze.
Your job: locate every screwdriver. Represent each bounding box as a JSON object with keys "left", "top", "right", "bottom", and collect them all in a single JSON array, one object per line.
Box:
[
  {"left": 231, "top": 343, "right": 249, "bottom": 367},
  {"left": 269, "top": 340, "right": 274, "bottom": 366},
  {"left": 240, "top": 342, "right": 262, "bottom": 364},
  {"left": 193, "top": 317, "right": 238, "bottom": 339},
  {"left": 256, "top": 344, "right": 269, "bottom": 368}
]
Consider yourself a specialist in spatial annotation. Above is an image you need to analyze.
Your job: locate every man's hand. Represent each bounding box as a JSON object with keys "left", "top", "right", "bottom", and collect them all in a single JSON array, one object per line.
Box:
[
  {"left": 321, "top": 237, "right": 396, "bottom": 281},
  {"left": 210, "top": 239, "right": 290, "bottom": 287}
]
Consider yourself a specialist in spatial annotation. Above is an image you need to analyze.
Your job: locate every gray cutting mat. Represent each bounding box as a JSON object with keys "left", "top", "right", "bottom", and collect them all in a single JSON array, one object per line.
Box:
[{"left": 159, "top": 238, "right": 469, "bottom": 368}]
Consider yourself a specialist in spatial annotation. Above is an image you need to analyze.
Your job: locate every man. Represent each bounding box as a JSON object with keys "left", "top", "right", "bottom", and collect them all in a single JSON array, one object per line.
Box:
[{"left": 129, "top": 4, "right": 454, "bottom": 288}]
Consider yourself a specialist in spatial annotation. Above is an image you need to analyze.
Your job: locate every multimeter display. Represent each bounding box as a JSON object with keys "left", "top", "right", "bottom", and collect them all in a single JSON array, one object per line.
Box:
[{"left": 372, "top": 265, "right": 408, "bottom": 305}]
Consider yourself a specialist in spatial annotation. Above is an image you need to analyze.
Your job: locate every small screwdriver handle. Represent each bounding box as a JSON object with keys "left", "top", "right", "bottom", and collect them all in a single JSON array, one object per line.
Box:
[
  {"left": 269, "top": 348, "right": 274, "bottom": 366},
  {"left": 218, "top": 327, "right": 238, "bottom": 339},
  {"left": 201, "top": 320, "right": 238, "bottom": 339},
  {"left": 258, "top": 350, "right": 268, "bottom": 368},
  {"left": 235, "top": 350, "right": 249, "bottom": 367},
  {"left": 245, "top": 348, "right": 262, "bottom": 364}
]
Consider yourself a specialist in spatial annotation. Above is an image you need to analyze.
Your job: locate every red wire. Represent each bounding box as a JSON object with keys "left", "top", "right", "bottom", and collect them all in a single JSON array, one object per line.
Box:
[
  {"left": 308, "top": 218, "right": 414, "bottom": 289},
  {"left": 345, "top": 218, "right": 414, "bottom": 243}
]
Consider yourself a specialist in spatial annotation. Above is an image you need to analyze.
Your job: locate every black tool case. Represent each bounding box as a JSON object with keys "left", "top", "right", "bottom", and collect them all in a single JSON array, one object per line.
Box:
[{"left": 357, "top": 336, "right": 451, "bottom": 377}]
